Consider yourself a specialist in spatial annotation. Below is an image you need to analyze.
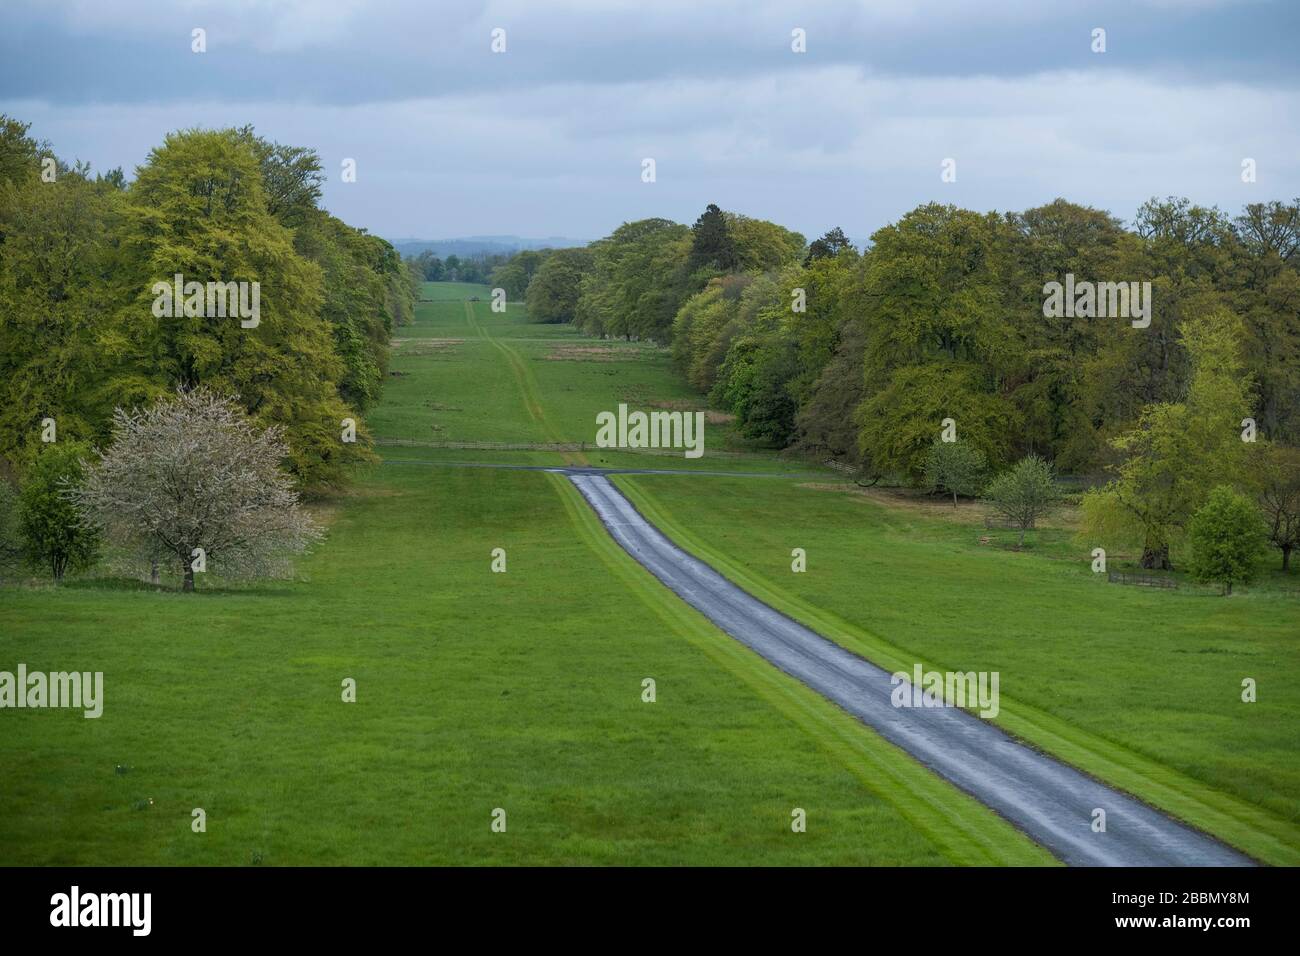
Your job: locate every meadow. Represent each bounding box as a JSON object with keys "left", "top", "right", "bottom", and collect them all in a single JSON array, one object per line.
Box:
[
  {"left": 0, "top": 283, "right": 1049, "bottom": 866},
  {"left": 2, "top": 281, "right": 1295, "bottom": 865},
  {"left": 615, "top": 476, "right": 1300, "bottom": 864}
]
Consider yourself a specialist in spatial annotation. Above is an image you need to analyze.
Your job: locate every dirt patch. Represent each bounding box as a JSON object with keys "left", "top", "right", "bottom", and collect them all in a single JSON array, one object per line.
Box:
[
  {"left": 619, "top": 396, "right": 737, "bottom": 425},
  {"left": 797, "top": 482, "right": 1084, "bottom": 533},
  {"left": 391, "top": 338, "right": 463, "bottom": 356},
  {"left": 544, "top": 345, "right": 643, "bottom": 362}
]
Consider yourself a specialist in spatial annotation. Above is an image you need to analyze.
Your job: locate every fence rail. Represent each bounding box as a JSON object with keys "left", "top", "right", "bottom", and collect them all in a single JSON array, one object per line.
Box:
[{"left": 374, "top": 437, "right": 755, "bottom": 458}]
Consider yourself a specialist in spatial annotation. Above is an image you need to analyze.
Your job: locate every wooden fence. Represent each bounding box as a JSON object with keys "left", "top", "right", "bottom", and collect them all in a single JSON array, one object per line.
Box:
[{"left": 374, "top": 437, "right": 754, "bottom": 458}]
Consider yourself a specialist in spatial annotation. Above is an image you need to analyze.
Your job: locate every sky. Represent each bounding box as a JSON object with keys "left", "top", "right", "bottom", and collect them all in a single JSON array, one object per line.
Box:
[{"left": 2, "top": 0, "right": 1297, "bottom": 245}]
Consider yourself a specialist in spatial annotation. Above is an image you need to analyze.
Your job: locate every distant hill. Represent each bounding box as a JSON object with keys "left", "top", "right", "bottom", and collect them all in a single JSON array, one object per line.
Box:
[{"left": 389, "top": 236, "right": 590, "bottom": 259}]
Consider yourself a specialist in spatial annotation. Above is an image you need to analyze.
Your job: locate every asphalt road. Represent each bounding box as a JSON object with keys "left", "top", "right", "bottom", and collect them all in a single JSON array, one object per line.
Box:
[{"left": 569, "top": 472, "right": 1253, "bottom": 867}]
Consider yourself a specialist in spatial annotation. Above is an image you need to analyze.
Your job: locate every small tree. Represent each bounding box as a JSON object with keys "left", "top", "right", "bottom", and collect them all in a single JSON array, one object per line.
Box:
[
  {"left": 1187, "top": 486, "right": 1265, "bottom": 595},
  {"left": 984, "top": 454, "right": 1062, "bottom": 547},
  {"left": 18, "top": 441, "right": 100, "bottom": 581},
  {"left": 1257, "top": 444, "right": 1300, "bottom": 572},
  {"left": 923, "top": 439, "right": 987, "bottom": 507},
  {"left": 76, "top": 390, "right": 322, "bottom": 592}
]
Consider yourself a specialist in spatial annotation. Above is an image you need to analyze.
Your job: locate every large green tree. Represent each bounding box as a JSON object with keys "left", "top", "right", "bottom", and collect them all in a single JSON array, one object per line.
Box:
[
  {"left": 0, "top": 168, "right": 131, "bottom": 467},
  {"left": 524, "top": 247, "right": 593, "bottom": 323},
  {"left": 575, "top": 219, "right": 691, "bottom": 341},
  {"left": 118, "top": 128, "right": 369, "bottom": 488}
]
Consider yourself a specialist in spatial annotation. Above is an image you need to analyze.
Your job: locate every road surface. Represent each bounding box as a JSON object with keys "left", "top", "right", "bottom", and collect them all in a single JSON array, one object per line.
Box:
[{"left": 569, "top": 472, "right": 1252, "bottom": 867}]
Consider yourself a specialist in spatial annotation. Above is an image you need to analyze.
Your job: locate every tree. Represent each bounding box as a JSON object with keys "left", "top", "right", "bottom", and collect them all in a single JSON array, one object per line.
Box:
[
  {"left": 236, "top": 126, "right": 323, "bottom": 228},
  {"left": 854, "top": 205, "right": 1021, "bottom": 479},
  {"left": 726, "top": 213, "right": 804, "bottom": 273},
  {"left": 76, "top": 390, "right": 322, "bottom": 592},
  {"left": 688, "top": 203, "right": 737, "bottom": 273},
  {"left": 793, "top": 315, "right": 868, "bottom": 469},
  {"left": 1228, "top": 201, "right": 1300, "bottom": 444},
  {"left": 711, "top": 279, "right": 800, "bottom": 447},
  {"left": 858, "top": 363, "right": 1017, "bottom": 483},
  {"left": 574, "top": 219, "right": 691, "bottom": 341},
  {"left": 525, "top": 247, "right": 593, "bottom": 324},
  {"left": 803, "top": 226, "right": 853, "bottom": 264},
  {"left": 1257, "top": 444, "right": 1300, "bottom": 571},
  {"left": 1187, "top": 486, "right": 1266, "bottom": 594},
  {"left": 0, "top": 113, "right": 46, "bottom": 188},
  {"left": 923, "top": 439, "right": 987, "bottom": 507},
  {"left": 1081, "top": 307, "right": 1254, "bottom": 569},
  {"left": 292, "top": 208, "right": 398, "bottom": 410},
  {"left": 1004, "top": 199, "right": 1136, "bottom": 470},
  {"left": 19, "top": 442, "right": 99, "bottom": 581},
  {"left": 0, "top": 168, "right": 129, "bottom": 467},
  {"left": 672, "top": 276, "right": 750, "bottom": 392},
  {"left": 984, "top": 454, "right": 1062, "bottom": 546},
  {"left": 118, "top": 127, "right": 370, "bottom": 489}
]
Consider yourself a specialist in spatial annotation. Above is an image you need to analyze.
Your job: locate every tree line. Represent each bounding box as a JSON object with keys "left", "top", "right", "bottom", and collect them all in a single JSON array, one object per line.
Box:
[
  {"left": 489, "top": 199, "right": 1300, "bottom": 578},
  {"left": 409, "top": 249, "right": 502, "bottom": 285},
  {"left": 0, "top": 115, "right": 422, "bottom": 585},
  {"left": 0, "top": 114, "right": 420, "bottom": 491}
]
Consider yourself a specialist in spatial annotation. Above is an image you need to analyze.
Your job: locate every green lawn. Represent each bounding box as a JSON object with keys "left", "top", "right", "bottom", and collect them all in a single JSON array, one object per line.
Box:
[
  {"left": 614, "top": 476, "right": 1300, "bottom": 864},
  {"left": 7, "top": 277, "right": 1290, "bottom": 865},
  {"left": 370, "top": 284, "right": 814, "bottom": 474},
  {"left": 0, "top": 281, "right": 1050, "bottom": 865}
]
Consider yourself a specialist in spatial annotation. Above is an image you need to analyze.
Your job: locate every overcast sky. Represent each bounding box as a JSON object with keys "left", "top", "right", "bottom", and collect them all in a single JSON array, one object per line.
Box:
[{"left": 2, "top": 0, "right": 1297, "bottom": 244}]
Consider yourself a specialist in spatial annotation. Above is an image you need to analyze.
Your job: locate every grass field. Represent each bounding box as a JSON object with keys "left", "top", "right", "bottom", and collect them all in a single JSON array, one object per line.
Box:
[
  {"left": 610, "top": 477, "right": 1300, "bottom": 864},
  {"left": 0, "top": 283, "right": 1053, "bottom": 865},
  {"left": 373, "top": 288, "right": 811, "bottom": 474},
  {"left": 3, "top": 280, "right": 1295, "bottom": 865}
]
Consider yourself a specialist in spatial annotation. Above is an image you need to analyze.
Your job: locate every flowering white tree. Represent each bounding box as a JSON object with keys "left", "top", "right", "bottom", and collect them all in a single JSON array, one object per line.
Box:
[{"left": 76, "top": 389, "right": 322, "bottom": 591}]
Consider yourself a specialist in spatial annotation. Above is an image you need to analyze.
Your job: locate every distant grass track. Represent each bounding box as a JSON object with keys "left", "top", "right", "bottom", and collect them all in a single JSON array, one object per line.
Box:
[{"left": 463, "top": 300, "right": 587, "bottom": 466}]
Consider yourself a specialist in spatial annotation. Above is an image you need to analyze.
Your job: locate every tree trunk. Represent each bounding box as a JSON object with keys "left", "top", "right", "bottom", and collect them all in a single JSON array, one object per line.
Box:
[
  {"left": 1140, "top": 543, "right": 1172, "bottom": 570},
  {"left": 1225, "top": 581, "right": 1233, "bottom": 596},
  {"left": 181, "top": 552, "right": 195, "bottom": 592},
  {"left": 1017, "top": 526, "right": 1027, "bottom": 548},
  {"left": 952, "top": 490, "right": 957, "bottom": 508},
  {"left": 1283, "top": 545, "right": 1292, "bottom": 572},
  {"left": 150, "top": 560, "right": 160, "bottom": 586}
]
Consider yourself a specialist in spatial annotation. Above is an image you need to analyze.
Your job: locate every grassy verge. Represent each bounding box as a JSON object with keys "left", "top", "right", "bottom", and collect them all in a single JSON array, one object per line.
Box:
[{"left": 614, "top": 475, "right": 1300, "bottom": 865}]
